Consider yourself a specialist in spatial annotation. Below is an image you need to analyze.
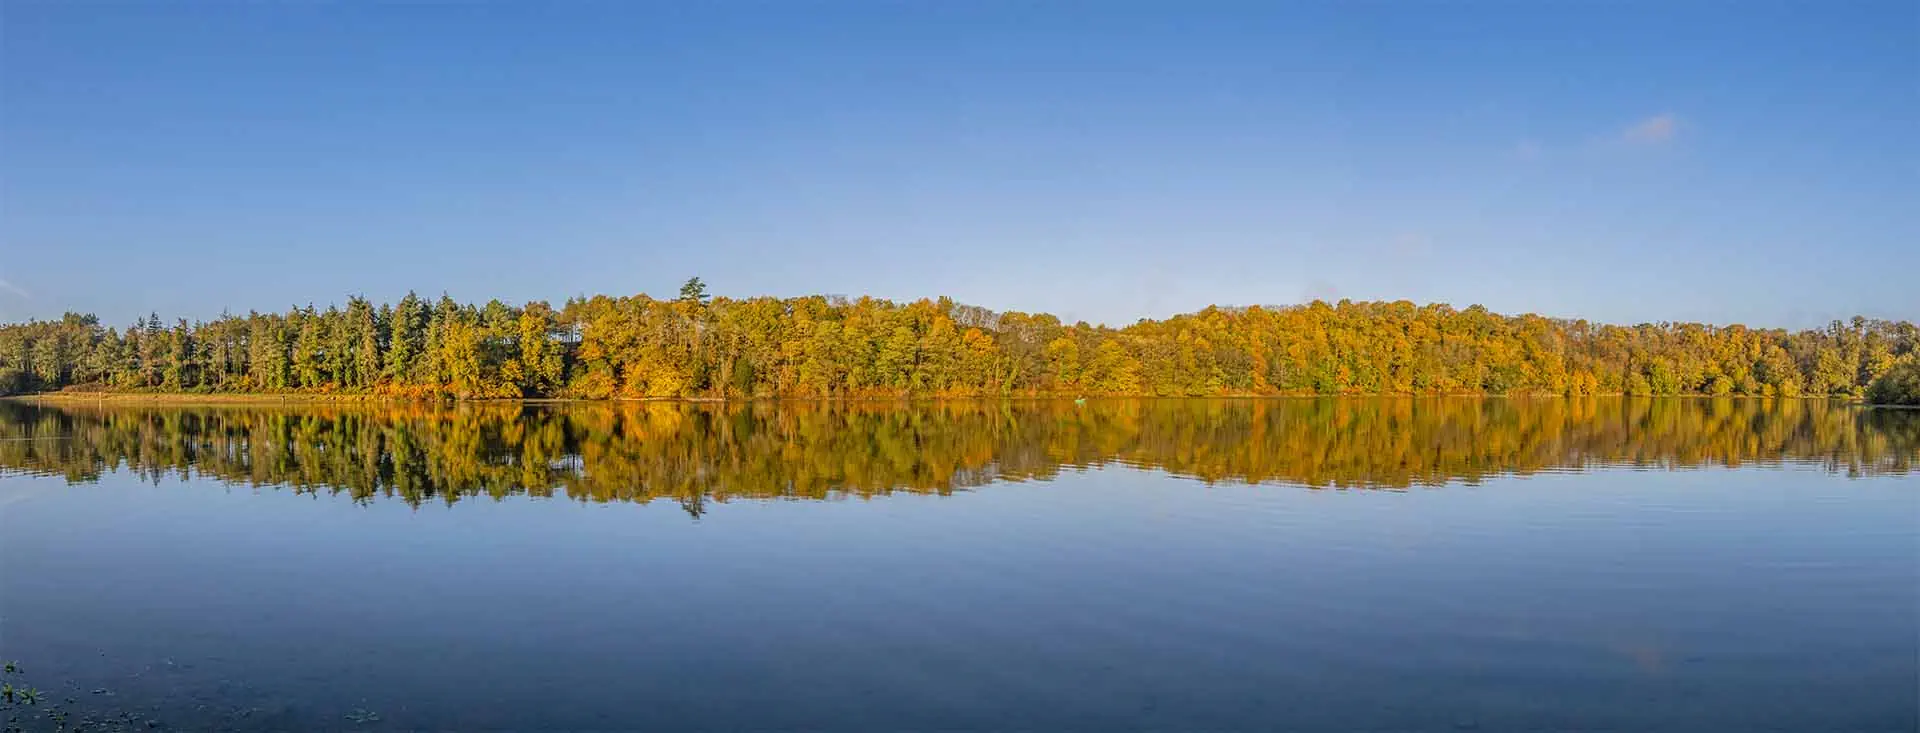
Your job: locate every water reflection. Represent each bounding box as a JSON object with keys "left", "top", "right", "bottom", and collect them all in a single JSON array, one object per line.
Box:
[{"left": 1, "top": 398, "right": 1913, "bottom": 511}]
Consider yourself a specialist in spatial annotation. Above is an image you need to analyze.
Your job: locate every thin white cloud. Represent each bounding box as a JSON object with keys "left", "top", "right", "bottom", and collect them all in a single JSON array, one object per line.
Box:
[
  {"left": 1622, "top": 113, "right": 1679, "bottom": 145},
  {"left": 0, "top": 278, "right": 28, "bottom": 300},
  {"left": 1512, "top": 139, "right": 1542, "bottom": 161}
]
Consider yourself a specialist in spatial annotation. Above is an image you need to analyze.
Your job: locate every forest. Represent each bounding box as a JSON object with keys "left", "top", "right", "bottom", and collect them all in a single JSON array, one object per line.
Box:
[{"left": 1, "top": 279, "right": 1915, "bottom": 402}]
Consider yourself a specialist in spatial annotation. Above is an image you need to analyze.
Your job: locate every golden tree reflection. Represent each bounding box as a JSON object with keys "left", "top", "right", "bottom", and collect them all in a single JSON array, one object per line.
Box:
[{"left": 1, "top": 399, "right": 1911, "bottom": 512}]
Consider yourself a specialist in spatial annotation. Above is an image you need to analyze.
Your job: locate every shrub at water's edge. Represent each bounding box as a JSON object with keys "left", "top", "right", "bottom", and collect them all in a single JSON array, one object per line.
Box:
[{"left": 1867, "top": 359, "right": 1920, "bottom": 406}]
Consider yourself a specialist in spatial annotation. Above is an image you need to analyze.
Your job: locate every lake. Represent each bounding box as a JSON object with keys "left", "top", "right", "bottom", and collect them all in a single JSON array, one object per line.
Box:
[{"left": 1, "top": 398, "right": 1915, "bottom": 731}]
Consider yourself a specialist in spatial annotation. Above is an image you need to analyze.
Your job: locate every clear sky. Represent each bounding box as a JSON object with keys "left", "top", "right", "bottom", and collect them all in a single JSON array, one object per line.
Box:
[{"left": 1, "top": 1, "right": 1913, "bottom": 329}]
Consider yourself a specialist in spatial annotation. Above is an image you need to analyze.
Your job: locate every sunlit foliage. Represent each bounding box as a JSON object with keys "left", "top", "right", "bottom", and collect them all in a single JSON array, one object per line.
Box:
[{"left": 0, "top": 291, "right": 1912, "bottom": 399}]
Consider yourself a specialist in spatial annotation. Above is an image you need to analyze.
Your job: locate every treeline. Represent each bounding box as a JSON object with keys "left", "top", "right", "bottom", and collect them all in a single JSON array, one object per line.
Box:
[
  {"left": 1, "top": 399, "right": 1911, "bottom": 510},
  {"left": 2, "top": 280, "right": 1915, "bottom": 400}
]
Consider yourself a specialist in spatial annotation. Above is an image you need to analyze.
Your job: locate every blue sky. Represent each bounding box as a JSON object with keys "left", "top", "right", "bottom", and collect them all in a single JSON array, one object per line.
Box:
[{"left": 1, "top": 1, "right": 1913, "bottom": 329}]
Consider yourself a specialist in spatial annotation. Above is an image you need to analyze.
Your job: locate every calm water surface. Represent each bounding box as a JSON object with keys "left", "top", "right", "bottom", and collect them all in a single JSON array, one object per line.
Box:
[{"left": 1, "top": 398, "right": 1915, "bottom": 731}]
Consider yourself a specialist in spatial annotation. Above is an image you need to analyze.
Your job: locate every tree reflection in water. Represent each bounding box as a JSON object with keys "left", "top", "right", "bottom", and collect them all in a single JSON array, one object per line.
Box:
[{"left": 1, "top": 398, "right": 1912, "bottom": 515}]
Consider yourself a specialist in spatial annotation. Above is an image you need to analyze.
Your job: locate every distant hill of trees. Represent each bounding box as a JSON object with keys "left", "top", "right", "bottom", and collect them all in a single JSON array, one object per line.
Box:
[{"left": 1, "top": 281, "right": 1914, "bottom": 400}]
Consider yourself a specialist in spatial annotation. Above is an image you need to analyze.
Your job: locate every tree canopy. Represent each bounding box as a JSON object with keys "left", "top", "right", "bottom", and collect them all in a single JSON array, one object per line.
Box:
[
  {"left": 0, "top": 288, "right": 1912, "bottom": 400},
  {"left": 1866, "top": 359, "right": 1920, "bottom": 406}
]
